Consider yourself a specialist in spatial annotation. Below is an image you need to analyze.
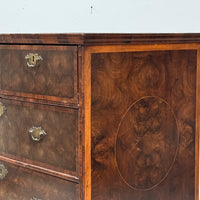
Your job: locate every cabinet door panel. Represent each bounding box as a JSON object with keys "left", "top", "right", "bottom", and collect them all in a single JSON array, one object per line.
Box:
[{"left": 91, "top": 50, "right": 196, "bottom": 200}]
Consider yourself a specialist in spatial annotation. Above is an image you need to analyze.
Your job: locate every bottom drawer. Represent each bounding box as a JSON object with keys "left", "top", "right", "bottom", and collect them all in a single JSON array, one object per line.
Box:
[{"left": 0, "top": 161, "right": 78, "bottom": 200}]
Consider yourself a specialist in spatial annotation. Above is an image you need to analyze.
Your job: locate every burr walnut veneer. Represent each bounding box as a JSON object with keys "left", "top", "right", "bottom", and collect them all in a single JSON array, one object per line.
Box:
[{"left": 0, "top": 34, "right": 199, "bottom": 200}]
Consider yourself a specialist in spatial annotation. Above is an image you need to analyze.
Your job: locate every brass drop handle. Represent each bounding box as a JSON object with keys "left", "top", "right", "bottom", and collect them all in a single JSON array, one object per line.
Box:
[
  {"left": 0, "top": 102, "right": 6, "bottom": 117},
  {"left": 25, "top": 53, "right": 43, "bottom": 68},
  {"left": 29, "top": 126, "right": 47, "bottom": 142},
  {"left": 0, "top": 164, "right": 8, "bottom": 180}
]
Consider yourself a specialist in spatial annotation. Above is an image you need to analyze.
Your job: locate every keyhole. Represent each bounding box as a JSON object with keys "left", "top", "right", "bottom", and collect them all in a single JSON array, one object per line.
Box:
[{"left": 32, "top": 56, "right": 35, "bottom": 62}]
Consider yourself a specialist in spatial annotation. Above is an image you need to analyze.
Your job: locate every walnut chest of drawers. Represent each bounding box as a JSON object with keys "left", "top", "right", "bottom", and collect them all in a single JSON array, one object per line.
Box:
[{"left": 0, "top": 34, "right": 199, "bottom": 200}]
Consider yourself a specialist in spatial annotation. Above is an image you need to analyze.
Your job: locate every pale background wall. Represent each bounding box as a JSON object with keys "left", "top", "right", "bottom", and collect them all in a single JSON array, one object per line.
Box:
[{"left": 0, "top": 0, "right": 200, "bottom": 33}]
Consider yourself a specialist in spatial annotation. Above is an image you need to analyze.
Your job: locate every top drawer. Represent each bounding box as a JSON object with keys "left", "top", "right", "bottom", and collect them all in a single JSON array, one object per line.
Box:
[{"left": 0, "top": 45, "right": 77, "bottom": 104}]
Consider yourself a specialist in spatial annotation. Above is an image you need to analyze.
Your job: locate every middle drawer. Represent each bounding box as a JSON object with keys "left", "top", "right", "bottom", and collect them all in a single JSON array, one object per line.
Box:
[{"left": 0, "top": 98, "right": 78, "bottom": 176}]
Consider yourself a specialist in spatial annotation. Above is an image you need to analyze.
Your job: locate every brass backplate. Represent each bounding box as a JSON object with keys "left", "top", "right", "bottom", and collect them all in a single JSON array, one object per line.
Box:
[
  {"left": 29, "top": 126, "right": 47, "bottom": 142},
  {"left": 0, "top": 102, "right": 6, "bottom": 117},
  {"left": 0, "top": 164, "right": 8, "bottom": 180},
  {"left": 25, "top": 53, "right": 43, "bottom": 68}
]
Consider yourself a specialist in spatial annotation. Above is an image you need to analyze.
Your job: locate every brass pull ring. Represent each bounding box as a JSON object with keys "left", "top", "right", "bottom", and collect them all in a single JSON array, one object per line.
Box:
[
  {"left": 0, "top": 164, "right": 8, "bottom": 180},
  {"left": 29, "top": 126, "right": 47, "bottom": 142},
  {"left": 25, "top": 53, "right": 43, "bottom": 68}
]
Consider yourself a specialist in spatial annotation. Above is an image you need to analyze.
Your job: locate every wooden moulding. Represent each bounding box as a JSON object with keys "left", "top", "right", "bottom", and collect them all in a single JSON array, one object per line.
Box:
[{"left": 1, "top": 33, "right": 200, "bottom": 45}]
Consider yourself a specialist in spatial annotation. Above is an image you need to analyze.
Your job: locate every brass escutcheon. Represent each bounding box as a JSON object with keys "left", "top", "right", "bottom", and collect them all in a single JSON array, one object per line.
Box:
[
  {"left": 25, "top": 53, "right": 43, "bottom": 68},
  {"left": 0, "top": 102, "right": 6, "bottom": 117},
  {"left": 30, "top": 198, "right": 42, "bottom": 200},
  {"left": 29, "top": 126, "right": 47, "bottom": 142},
  {"left": 0, "top": 164, "right": 8, "bottom": 180}
]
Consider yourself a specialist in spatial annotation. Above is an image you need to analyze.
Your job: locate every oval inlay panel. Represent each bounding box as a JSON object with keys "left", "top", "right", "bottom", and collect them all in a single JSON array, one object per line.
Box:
[{"left": 116, "top": 96, "right": 179, "bottom": 190}]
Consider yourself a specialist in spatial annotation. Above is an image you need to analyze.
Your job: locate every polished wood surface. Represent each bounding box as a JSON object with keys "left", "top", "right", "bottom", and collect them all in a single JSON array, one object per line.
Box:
[
  {"left": 0, "top": 45, "right": 78, "bottom": 104},
  {"left": 91, "top": 50, "right": 196, "bottom": 199},
  {"left": 116, "top": 96, "right": 178, "bottom": 190},
  {"left": 0, "top": 160, "right": 78, "bottom": 200},
  {"left": 0, "top": 98, "right": 78, "bottom": 174}
]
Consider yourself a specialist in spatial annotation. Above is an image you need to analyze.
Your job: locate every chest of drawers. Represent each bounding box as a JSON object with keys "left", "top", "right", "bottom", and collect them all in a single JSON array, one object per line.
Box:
[{"left": 0, "top": 34, "right": 199, "bottom": 200}]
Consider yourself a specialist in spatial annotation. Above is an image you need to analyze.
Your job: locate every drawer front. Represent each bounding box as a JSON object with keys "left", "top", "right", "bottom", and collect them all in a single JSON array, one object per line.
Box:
[
  {"left": 0, "top": 98, "right": 78, "bottom": 174},
  {"left": 0, "top": 161, "right": 77, "bottom": 200},
  {"left": 0, "top": 45, "right": 77, "bottom": 103}
]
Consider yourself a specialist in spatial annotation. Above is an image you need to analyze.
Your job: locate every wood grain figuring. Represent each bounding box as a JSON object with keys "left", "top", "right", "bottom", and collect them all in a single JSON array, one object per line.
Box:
[
  {"left": 91, "top": 50, "right": 196, "bottom": 200},
  {"left": 0, "top": 160, "right": 77, "bottom": 200},
  {"left": 0, "top": 45, "right": 77, "bottom": 103},
  {"left": 116, "top": 96, "right": 179, "bottom": 190},
  {"left": 0, "top": 98, "right": 78, "bottom": 174}
]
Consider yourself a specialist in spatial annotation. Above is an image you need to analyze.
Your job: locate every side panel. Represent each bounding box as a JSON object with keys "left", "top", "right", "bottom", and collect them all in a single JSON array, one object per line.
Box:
[{"left": 91, "top": 50, "right": 197, "bottom": 200}]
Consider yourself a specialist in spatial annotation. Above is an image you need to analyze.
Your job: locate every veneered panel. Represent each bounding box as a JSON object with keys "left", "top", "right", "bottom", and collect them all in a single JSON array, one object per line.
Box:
[{"left": 91, "top": 50, "right": 196, "bottom": 200}]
